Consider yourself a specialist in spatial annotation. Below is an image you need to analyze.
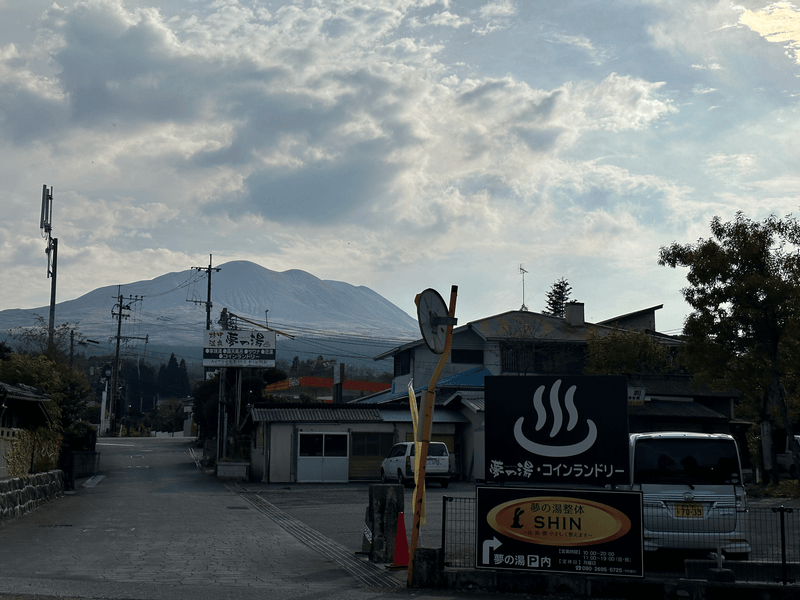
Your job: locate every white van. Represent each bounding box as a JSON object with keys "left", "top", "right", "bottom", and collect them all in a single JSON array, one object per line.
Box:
[
  {"left": 380, "top": 441, "right": 450, "bottom": 488},
  {"left": 629, "top": 432, "right": 750, "bottom": 558}
]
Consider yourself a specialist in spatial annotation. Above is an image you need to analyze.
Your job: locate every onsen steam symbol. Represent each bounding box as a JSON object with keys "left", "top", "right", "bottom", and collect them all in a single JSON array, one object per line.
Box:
[{"left": 513, "top": 379, "right": 597, "bottom": 457}]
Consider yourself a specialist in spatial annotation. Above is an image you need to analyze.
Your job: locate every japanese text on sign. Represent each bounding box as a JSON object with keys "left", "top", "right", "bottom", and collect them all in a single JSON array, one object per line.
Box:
[
  {"left": 489, "top": 459, "right": 625, "bottom": 480},
  {"left": 203, "top": 329, "right": 277, "bottom": 368}
]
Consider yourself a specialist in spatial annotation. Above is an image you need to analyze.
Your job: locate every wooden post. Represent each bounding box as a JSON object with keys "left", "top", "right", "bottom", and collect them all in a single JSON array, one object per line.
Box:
[{"left": 407, "top": 285, "right": 457, "bottom": 586}]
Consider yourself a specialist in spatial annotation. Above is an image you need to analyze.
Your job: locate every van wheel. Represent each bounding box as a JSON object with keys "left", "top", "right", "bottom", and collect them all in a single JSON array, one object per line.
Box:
[
  {"left": 397, "top": 470, "right": 407, "bottom": 486},
  {"left": 380, "top": 469, "right": 388, "bottom": 484},
  {"left": 440, "top": 479, "right": 449, "bottom": 488}
]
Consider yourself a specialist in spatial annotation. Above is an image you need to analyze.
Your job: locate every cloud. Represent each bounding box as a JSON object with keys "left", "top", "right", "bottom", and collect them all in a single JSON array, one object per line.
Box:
[
  {"left": 549, "top": 33, "right": 609, "bottom": 66},
  {"left": 6, "top": 0, "right": 776, "bottom": 334},
  {"left": 737, "top": 2, "right": 800, "bottom": 65}
]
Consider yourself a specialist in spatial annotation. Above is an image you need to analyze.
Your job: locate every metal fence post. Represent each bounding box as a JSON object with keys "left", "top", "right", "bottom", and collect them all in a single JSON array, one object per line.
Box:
[
  {"left": 441, "top": 496, "right": 449, "bottom": 562},
  {"left": 771, "top": 505, "right": 795, "bottom": 585}
]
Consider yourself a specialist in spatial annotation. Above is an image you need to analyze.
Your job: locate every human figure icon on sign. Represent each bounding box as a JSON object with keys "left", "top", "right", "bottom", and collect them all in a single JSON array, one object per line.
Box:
[{"left": 511, "top": 507, "right": 524, "bottom": 529}]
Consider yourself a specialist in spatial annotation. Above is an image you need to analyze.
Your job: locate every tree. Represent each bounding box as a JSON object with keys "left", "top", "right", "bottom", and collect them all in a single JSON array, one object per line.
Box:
[
  {"left": 10, "top": 315, "right": 81, "bottom": 362},
  {"left": 585, "top": 327, "right": 678, "bottom": 375},
  {"left": 157, "top": 353, "right": 191, "bottom": 399},
  {"left": 151, "top": 397, "right": 185, "bottom": 433},
  {"left": 543, "top": 278, "right": 572, "bottom": 318},
  {"left": 659, "top": 212, "right": 800, "bottom": 485}
]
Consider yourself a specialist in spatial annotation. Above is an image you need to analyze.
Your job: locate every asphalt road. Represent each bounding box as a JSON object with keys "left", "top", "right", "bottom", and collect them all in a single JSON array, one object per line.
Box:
[{"left": 0, "top": 437, "right": 537, "bottom": 600}]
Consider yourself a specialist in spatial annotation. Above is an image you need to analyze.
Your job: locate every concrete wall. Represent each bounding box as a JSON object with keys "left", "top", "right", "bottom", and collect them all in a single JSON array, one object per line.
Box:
[
  {"left": 0, "top": 470, "right": 64, "bottom": 526},
  {"left": 269, "top": 424, "right": 294, "bottom": 482}
]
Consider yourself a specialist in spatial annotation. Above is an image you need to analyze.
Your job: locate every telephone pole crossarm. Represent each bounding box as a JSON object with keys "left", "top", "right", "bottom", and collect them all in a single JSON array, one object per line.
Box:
[{"left": 191, "top": 254, "right": 220, "bottom": 331}]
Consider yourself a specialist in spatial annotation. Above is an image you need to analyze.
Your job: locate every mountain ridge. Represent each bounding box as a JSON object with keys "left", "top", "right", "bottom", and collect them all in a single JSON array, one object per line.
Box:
[{"left": 0, "top": 261, "right": 419, "bottom": 358}]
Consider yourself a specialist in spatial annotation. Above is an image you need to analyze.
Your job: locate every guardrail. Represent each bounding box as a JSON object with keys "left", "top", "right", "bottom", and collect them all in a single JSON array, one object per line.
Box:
[{"left": 442, "top": 495, "right": 799, "bottom": 584}]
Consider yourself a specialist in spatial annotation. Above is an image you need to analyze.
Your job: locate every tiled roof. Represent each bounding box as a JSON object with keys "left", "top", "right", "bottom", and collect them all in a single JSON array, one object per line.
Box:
[
  {"left": 0, "top": 381, "right": 49, "bottom": 401},
  {"left": 250, "top": 407, "right": 383, "bottom": 423}
]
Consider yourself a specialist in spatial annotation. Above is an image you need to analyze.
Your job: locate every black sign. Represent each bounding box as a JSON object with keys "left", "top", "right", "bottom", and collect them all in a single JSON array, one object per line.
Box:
[
  {"left": 476, "top": 486, "right": 643, "bottom": 578},
  {"left": 485, "top": 376, "right": 629, "bottom": 486}
]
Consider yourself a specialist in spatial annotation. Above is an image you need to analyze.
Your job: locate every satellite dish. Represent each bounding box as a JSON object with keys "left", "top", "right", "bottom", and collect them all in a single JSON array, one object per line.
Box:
[{"left": 417, "top": 288, "right": 449, "bottom": 354}]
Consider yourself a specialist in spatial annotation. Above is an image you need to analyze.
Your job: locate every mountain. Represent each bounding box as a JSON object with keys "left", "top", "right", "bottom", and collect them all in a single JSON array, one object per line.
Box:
[{"left": 0, "top": 261, "right": 419, "bottom": 369}]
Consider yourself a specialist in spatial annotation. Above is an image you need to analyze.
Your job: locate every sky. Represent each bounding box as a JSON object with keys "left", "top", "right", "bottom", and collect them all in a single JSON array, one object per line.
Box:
[{"left": 2, "top": 0, "right": 800, "bottom": 336}]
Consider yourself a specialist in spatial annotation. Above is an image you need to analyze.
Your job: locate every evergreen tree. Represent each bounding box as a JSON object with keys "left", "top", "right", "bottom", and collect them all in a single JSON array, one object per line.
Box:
[
  {"left": 543, "top": 278, "right": 572, "bottom": 317},
  {"left": 157, "top": 353, "right": 191, "bottom": 399}
]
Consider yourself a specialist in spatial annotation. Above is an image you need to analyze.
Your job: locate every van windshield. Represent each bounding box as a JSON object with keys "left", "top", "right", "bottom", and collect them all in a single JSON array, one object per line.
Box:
[{"left": 633, "top": 438, "right": 741, "bottom": 486}]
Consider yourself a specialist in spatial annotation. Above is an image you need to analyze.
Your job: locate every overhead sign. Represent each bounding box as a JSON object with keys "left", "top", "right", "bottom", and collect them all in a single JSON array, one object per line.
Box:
[
  {"left": 203, "top": 329, "right": 276, "bottom": 367},
  {"left": 485, "top": 376, "right": 629, "bottom": 486},
  {"left": 476, "top": 487, "right": 643, "bottom": 577}
]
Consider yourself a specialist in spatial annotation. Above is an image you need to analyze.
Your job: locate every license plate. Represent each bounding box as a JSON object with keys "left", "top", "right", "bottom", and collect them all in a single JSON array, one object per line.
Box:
[{"left": 675, "top": 502, "right": 703, "bottom": 518}]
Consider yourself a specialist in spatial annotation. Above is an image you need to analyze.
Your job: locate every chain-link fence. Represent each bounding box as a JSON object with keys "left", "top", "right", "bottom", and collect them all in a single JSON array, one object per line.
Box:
[{"left": 442, "top": 495, "right": 799, "bottom": 584}]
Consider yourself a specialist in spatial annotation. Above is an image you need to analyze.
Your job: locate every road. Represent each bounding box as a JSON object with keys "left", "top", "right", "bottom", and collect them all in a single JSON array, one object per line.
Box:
[{"left": 0, "top": 437, "right": 527, "bottom": 600}]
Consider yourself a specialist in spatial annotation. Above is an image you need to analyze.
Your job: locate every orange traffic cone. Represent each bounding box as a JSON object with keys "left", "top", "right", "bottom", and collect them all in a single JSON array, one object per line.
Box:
[{"left": 389, "top": 512, "right": 409, "bottom": 569}]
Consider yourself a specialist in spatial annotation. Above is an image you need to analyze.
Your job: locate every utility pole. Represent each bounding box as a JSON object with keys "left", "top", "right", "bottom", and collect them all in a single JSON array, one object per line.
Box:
[
  {"left": 39, "top": 185, "right": 57, "bottom": 354},
  {"left": 191, "top": 254, "right": 221, "bottom": 331},
  {"left": 109, "top": 293, "right": 143, "bottom": 434}
]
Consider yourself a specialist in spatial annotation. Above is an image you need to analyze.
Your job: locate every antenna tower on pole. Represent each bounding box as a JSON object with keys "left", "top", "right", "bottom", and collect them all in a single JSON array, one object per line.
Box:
[
  {"left": 40, "top": 185, "right": 58, "bottom": 354},
  {"left": 519, "top": 264, "right": 529, "bottom": 311}
]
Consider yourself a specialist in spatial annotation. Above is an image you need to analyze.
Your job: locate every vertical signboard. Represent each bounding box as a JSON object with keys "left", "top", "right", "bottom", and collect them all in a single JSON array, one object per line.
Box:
[
  {"left": 485, "top": 376, "right": 629, "bottom": 487},
  {"left": 476, "top": 486, "right": 643, "bottom": 577}
]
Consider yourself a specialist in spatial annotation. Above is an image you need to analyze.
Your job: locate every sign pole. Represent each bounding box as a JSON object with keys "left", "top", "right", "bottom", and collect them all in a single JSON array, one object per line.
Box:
[{"left": 407, "top": 285, "right": 457, "bottom": 586}]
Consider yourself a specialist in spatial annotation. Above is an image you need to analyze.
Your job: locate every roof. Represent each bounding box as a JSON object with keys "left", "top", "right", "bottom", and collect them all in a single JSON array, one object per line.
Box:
[
  {"left": 0, "top": 381, "right": 54, "bottom": 427},
  {"left": 466, "top": 310, "right": 611, "bottom": 342},
  {"left": 264, "top": 377, "right": 390, "bottom": 393},
  {"left": 250, "top": 406, "right": 383, "bottom": 423},
  {"left": 378, "top": 408, "right": 470, "bottom": 424},
  {"left": 628, "top": 375, "right": 737, "bottom": 399},
  {"left": 598, "top": 305, "right": 663, "bottom": 328},
  {"left": 374, "top": 308, "right": 668, "bottom": 361},
  {"left": 356, "top": 366, "right": 491, "bottom": 405},
  {"left": 437, "top": 366, "right": 491, "bottom": 388},
  {"left": 628, "top": 399, "right": 728, "bottom": 421},
  {"left": 247, "top": 405, "right": 469, "bottom": 424},
  {"left": 357, "top": 383, "right": 428, "bottom": 405},
  {"left": 0, "top": 381, "right": 49, "bottom": 402}
]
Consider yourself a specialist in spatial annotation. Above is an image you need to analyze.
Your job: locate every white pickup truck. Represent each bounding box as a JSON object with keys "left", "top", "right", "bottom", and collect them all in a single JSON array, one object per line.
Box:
[{"left": 776, "top": 435, "right": 800, "bottom": 478}]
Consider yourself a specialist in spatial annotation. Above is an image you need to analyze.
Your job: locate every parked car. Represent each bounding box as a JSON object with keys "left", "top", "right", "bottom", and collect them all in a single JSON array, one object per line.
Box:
[
  {"left": 380, "top": 441, "right": 450, "bottom": 487},
  {"left": 776, "top": 434, "right": 800, "bottom": 478},
  {"left": 629, "top": 432, "right": 750, "bottom": 559}
]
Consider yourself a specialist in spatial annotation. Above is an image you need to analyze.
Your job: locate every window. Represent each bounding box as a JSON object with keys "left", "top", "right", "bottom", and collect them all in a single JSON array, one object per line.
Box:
[
  {"left": 352, "top": 432, "right": 395, "bottom": 457},
  {"left": 324, "top": 434, "right": 348, "bottom": 457},
  {"left": 451, "top": 349, "right": 483, "bottom": 364},
  {"left": 394, "top": 350, "right": 411, "bottom": 377},
  {"left": 299, "top": 433, "right": 323, "bottom": 457}
]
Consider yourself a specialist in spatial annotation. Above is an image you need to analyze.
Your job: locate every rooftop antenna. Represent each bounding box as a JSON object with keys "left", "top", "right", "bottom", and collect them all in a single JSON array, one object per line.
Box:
[
  {"left": 519, "top": 264, "right": 528, "bottom": 311},
  {"left": 40, "top": 185, "right": 58, "bottom": 354}
]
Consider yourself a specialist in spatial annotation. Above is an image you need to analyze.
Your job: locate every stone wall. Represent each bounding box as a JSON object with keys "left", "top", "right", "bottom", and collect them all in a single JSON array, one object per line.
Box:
[{"left": 0, "top": 470, "right": 64, "bottom": 526}]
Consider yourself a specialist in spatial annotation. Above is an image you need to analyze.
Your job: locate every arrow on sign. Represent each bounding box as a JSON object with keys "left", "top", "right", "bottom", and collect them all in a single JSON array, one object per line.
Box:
[{"left": 482, "top": 537, "right": 502, "bottom": 564}]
